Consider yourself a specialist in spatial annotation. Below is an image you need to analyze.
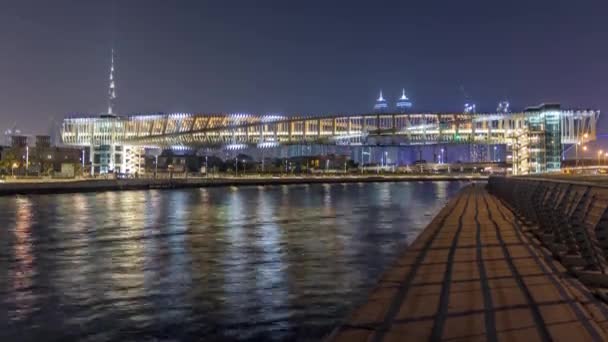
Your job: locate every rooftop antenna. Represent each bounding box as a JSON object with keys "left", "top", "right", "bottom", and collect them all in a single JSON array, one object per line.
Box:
[
  {"left": 107, "top": 49, "right": 116, "bottom": 115},
  {"left": 107, "top": 0, "right": 117, "bottom": 115}
]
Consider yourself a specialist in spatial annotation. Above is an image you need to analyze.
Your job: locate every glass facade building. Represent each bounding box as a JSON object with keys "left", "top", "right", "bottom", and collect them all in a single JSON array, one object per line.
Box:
[{"left": 525, "top": 104, "right": 562, "bottom": 173}]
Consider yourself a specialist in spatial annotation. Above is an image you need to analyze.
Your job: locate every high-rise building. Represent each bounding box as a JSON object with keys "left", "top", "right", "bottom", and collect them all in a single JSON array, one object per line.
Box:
[
  {"left": 396, "top": 89, "right": 412, "bottom": 112},
  {"left": 373, "top": 90, "right": 388, "bottom": 112}
]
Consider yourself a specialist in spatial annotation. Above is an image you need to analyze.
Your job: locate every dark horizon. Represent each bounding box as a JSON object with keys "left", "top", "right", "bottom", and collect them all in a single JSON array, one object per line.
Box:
[{"left": 1, "top": 0, "right": 607, "bottom": 134}]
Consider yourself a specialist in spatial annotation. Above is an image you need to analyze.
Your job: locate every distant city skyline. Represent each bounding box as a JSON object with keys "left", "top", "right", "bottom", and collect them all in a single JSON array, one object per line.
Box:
[{"left": 0, "top": 0, "right": 607, "bottom": 135}]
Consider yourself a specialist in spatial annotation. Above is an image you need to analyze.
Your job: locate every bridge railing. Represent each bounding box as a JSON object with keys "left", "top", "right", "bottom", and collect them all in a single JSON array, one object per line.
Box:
[{"left": 488, "top": 176, "right": 608, "bottom": 287}]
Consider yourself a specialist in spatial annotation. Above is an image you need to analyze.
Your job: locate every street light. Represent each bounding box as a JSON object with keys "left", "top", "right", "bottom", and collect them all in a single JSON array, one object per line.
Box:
[
  {"left": 155, "top": 155, "right": 158, "bottom": 178},
  {"left": 234, "top": 156, "right": 238, "bottom": 177},
  {"left": 25, "top": 145, "right": 29, "bottom": 174},
  {"left": 11, "top": 162, "right": 18, "bottom": 177},
  {"left": 583, "top": 145, "right": 588, "bottom": 166},
  {"left": 576, "top": 141, "right": 581, "bottom": 167}
]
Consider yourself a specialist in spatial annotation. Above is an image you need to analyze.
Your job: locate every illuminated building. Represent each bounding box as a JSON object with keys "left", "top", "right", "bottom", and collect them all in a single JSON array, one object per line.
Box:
[
  {"left": 59, "top": 52, "right": 599, "bottom": 176},
  {"left": 77, "top": 49, "right": 145, "bottom": 175},
  {"left": 396, "top": 89, "right": 412, "bottom": 112},
  {"left": 61, "top": 104, "right": 598, "bottom": 175},
  {"left": 373, "top": 90, "right": 388, "bottom": 112}
]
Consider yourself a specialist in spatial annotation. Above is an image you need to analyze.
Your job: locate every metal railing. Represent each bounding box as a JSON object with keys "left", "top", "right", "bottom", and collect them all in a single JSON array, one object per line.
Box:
[{"left": 488, "top": 176, "right": 608, "bottom": 287}]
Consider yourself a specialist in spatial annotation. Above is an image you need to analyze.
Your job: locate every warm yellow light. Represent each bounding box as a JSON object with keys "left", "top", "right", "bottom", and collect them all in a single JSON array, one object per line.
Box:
[
  {"left": 583, "top": 146, "right": 588, "bottom": 151},
  {"left": 12, "top": 162, "right": 18, "bottom": 168},
  {"left": 584, "top": 133, "right": 589, "bottom": 139},
  {"left": 599, "top": 150, "right": 603, "bottom": 155}
]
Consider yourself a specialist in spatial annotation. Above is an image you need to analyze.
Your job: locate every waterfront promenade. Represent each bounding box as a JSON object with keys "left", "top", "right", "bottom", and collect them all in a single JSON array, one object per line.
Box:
[
  {"left": 0, "top": 174, "right": 486, "bottom": 196},
  {"left": 328, "top": 184, "right": 608, "bottom": 341}
]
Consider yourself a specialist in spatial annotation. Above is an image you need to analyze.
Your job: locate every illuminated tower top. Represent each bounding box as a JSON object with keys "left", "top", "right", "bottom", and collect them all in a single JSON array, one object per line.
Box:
[
  {"left": 396, "top": 88, "right": 412, "bottom": 112},
  {"left": 497, "top": 100, "right": 510, "bottom": 114},
  {"left": 374, "top": 90, "right": 388, "bottom": 112},
  {"left": 108, "top": 49, "right": 117, "bottom": 115},
  {"left": 464, "top": 103, "right": 476, "bottom": 114}
]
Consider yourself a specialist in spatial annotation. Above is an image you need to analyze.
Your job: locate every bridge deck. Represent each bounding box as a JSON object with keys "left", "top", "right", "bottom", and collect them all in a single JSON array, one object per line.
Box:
[{"left": 327, "top": 185, "right": 608, "bottom": 341}]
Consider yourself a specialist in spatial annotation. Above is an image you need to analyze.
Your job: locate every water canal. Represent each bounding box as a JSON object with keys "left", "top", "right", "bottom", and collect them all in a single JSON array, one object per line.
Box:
[{"left": 0, "top": 181, "right": 466, "bottom": 341}]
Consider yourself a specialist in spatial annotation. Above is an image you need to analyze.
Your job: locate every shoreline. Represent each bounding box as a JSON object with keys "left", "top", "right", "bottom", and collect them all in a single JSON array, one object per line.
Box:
[{"left": 0, "top": 175, "right": 487, "bottom": 196}]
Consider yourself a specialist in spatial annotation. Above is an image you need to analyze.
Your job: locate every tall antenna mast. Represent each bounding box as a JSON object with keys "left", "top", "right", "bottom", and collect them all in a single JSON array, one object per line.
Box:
[
  {"left": 107, "top": 49, "right": 116, "bottom": 115},
  {"left": 107, "top": 0, "right": 117, "bottom": 115}
]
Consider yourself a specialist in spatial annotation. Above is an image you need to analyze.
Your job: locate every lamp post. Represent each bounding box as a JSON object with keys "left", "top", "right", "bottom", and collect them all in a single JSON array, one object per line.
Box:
[
  {"left": 25, "top": 145, "right": 29, "bottom": 174},
  {"left": 234, "top": 156, "right": 238, "bottom": 177},
  {"left": 576, "top": 142, "right": 580, "bottom": 167},
  {"left": 583, "top": 145, "right": 588, "bottom": 166},
  {"left": 12, "top": 162, "right": 17, "bottom": 177},
  {"left": 155, "top": 155, "right": 158, "bottom": 178}
]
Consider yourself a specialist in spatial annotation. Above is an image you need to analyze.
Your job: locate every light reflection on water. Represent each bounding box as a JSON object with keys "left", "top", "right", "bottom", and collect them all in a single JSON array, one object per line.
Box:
[{"left": 0, "top": 181, "right": 466, "bottom": 341}]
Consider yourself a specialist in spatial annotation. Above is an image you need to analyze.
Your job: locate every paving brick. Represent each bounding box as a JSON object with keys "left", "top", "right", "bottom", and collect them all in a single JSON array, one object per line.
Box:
[
  {"left": 396, "top": 292, "right": 440, "bottom": 320},
  {"left": 547, "top": 321, "right": 597, "bottom": 342},
  {"left": 383, "top": 321, "right": 434, "bottom": 342},
  {"left": 497, "top": 326, "right": 542, "bottom": 342},
  {"left": 326, "top": 186, "right": 608, "bottom": 342},
  {"left": 442, "top": 313, "right": 486, "bottom": 340},
  {"left": 329, "top": 328, "right": 374, "bottom": 342},
  {"left": 495, "top": 308, "right": 536, "bottom": 332}
]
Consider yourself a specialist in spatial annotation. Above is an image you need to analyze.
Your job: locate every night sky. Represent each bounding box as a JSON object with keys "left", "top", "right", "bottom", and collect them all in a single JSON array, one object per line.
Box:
[{"left": 1, "top": 0, "right": 607, "bottom": 134}]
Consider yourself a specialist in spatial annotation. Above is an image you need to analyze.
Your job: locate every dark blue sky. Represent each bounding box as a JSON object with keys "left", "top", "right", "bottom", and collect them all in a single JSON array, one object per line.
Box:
[{"left": 0, "top": 0, "right": 607, "bottom": 134}]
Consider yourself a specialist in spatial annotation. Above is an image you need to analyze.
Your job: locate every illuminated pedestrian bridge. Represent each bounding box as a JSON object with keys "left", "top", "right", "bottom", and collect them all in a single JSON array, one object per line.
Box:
[{"left": 61, "top": 104, "right": 599, "bottom": 175}]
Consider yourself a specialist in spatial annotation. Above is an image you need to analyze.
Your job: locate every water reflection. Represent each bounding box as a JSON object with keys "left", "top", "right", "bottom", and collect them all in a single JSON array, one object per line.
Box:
[
  {"left": 11, "top": 197, "right": 36, "bottom": 321},
  {"left": 0, "top": 182, "right": 466, "bottom": 341}
]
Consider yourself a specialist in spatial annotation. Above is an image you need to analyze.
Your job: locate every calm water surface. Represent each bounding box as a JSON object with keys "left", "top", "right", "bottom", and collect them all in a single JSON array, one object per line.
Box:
[{"left": 0, "top": 181, "right": 465, "bottom": 341}]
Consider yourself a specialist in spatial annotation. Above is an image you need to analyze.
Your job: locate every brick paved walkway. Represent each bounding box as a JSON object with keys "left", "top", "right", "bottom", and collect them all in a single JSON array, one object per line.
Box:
[{"left": 327, "top": 184, "right": 608, "bottom": 342}]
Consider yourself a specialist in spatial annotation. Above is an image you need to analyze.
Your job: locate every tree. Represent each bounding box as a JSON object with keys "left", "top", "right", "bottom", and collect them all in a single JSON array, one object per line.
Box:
[{"left": 0, "top": 149, "right": 19, "bottom": 173}]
